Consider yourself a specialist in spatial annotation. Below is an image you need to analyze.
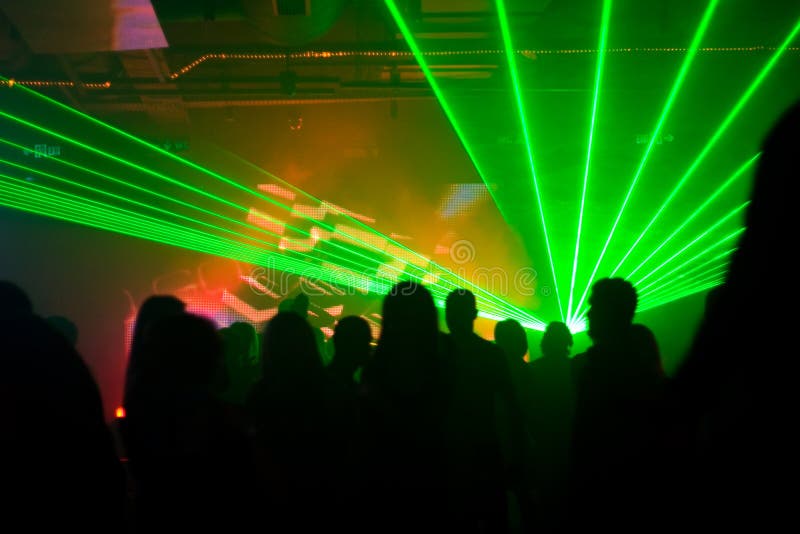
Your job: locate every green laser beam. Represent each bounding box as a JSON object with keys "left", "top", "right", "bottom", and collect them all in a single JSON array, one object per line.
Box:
[
  {"left": 0, "top": 109, "right": 428, "bottom": 285},
  {"left": 2, "top": 59, "right": 548, "bottom": 325},
  {"left": 210, "top": 147, "right": 544, "bottom": 326},
  {"left": 625, "top": 153, "right": 759, "bottom": 280},
  {"left": 574, "top": 230, "right": 742, "bottom": 325},
  {"left": 381, "top": 0, "right": 506, "bottom": 220},
  {"left": 634, "top": 227, "right": 745, "bottom": 296},
  {"left": 0, "top": 154, "right": 422, "bottom": 280},
  {"left": 570, "top": 0, "right": 721, "bottom": 321},
  {"left": 638, "top": 279, "right": 725, "bottom": 313},
  {"left": 378, "top": 3, "right": 547, "bottom": 324},
  {"left": 639, "top": 271, "right": 729, "bottom": 314},
  {"left": 0, "top": 169, "right": 536, "bottom": 324},
  {"left": 637, "top": 247, "right": 735, "bottom": 300},
  {"left": 0, "top": 181, "right": 287, "bottom": 267},
  {"left": 634, "top": 201, "right": 748, "bottom": 287},
  {"left": 0, "top": 177, "right": 401, "bottom": 294},
  {"left": 0, "top": 156, "right": 379, "bottom": 272},
  {"left": 0, "top": 136, "right": 293, "bottom": 244},
  {"left": 639, "top": 261, "right": 730, "bottom": 303},
  {"left": 567, "top": 0, "right": 613, "bottom": 321},
  {"left": 0, "top": 112, "right": 455, "bottom": 302},
  {"left": 0, "top": 113, "right": 540, "bottom": 327},
  {"left": 0, "top": 172, "right": 414, "bottom": 294},
  {"left": 639, "top": 274, "right": 727, "bottom": 312},
  {"left": 497, "top": 0, "right": 565, "bottom": 321},
  {"left": 0, "top": 175, "right": 302, "bottom": 262},
  {"left": 2, "top": 65, "right": 547, "bottom": 325},
  {"left": 608, "top": 15, "right": 800, "bottom": 277}
]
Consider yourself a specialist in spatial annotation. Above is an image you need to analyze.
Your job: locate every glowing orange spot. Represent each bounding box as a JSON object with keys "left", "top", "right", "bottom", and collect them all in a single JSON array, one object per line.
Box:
[{"left": 115, "top": 406, "right": 126, "bottom": 418}]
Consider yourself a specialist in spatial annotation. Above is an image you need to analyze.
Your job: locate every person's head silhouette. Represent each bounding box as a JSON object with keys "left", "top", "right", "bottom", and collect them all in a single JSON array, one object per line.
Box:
[
  {"left": 291, "top": 292, "right": 310, "bottom": 318},
  {"left": 278, "top": 297, "right": 294, "bottom": 313},
  {"left": 445, "top": 289, "right": 477, "bottom": 336},
  {"left": 373, "top": 281, "right": 440, "bottom": 389},
  {"left": 381, "top": 281, "right": 438, "bottom": 341},
  {"left": 124, "top": 295, "right": 186, "bottom": 405},
  {"left": 332, "top": 315, "right": 372, "bottom": 371},
  {"left": 131, "top": 295, "right": 186, "bottom": 349},
  {"left": 495, "top": 319, "right": 528, "bottom": 360},
  {"left": 143, "top": 313, "right": 223, "bottom": 392},
  {"left": 541, "top": 321, "right": 573, "bottom": 359},
  {"left": 262, "top": 311, "right": 321, "bottom": 387},
  {"left": 0, "top": 280, "right": 33, "bottom": 320},
  {"left": 587, "top": 278, "right": 637, "bottom": 347},
  {"left": 226, "top": 321, "right": 258, "bottom": 360},
  {"left": 46, "top": 315, "right": 78, "bottom": 346}
]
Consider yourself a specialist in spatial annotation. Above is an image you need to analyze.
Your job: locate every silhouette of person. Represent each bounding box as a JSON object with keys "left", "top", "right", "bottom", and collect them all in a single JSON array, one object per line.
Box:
[
  {"left": 218, "top": 321, "right": 260, "bottom": 406},
  {"left": 325, "top": 315, "right": 373, "bottom": 528},
  {"left": 630, "top": 323, "right": 665, "bottom": 380},
  {"left": 246, "top": 311, "right": 329, "bottom": 530},
  {"left": 361, "top": 281, "right": 447, "bottom": 532},
  {"left": 1, "top": 313, "right": 126, "bottom": 533},
  {"left": 0, "top": 279, "right": 33, "bottom": 319},
  {"left": 494, "top": 318, "right": 537, "bottom": 533},
  {"left": 495, "top": 318, "right": 529, "bottom": 361},
  {"left": 527, "top": 321, "right": 576, "bottom": 534},
  {"left": 277, "top": 296, "right": 294, "bottom": 313},
  {"left": 122, "top": 295, "right": 186, "bottom": 412},
  {"left": 442, "top": 289, "right": 515, "bottom": 533},
  {"left": 569, "top": 278, "right": 662, "bottom": 530},
  {"left": 669, "top": 101, "right": 800, "bottom": 530},
  {"left": 123, "top": 313, "right": 256, "bottom": 532},
  {"left": 46, "top": 315, "right": 78, "bottom": 346},
  {"left": 289, "top": 291, "right": 328, "bottom": 361},
  {"left": 329, "top": 315, "right": 372, "bottom": 387}
]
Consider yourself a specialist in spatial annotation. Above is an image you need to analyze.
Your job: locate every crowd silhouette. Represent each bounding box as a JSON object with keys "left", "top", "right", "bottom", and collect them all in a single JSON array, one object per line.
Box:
[{"left": 2, "top": 100, "right": 796, "bottom": 532}]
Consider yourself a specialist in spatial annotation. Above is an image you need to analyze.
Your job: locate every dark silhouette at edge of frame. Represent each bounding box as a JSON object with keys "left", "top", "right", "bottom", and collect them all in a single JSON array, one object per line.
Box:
[
  {"left": 668, "top": 100, "right": 800, "bottom": 529},
  {"left": 1, "top": 285, "right": 126, "bottom": 533}
]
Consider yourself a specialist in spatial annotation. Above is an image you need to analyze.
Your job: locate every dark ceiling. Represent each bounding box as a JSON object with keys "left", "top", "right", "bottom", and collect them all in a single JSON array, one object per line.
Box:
[{"left": 2, "top": 0, "right": 797, "bottom": 125}]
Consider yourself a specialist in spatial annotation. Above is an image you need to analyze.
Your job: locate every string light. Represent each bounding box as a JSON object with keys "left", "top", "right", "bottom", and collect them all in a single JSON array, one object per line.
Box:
[
  {"left": 0, "top": 79, "right": 111, "bottom": 89},
  {"left": 165, "top": 46, "right": 799, "bottom": 79}
]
